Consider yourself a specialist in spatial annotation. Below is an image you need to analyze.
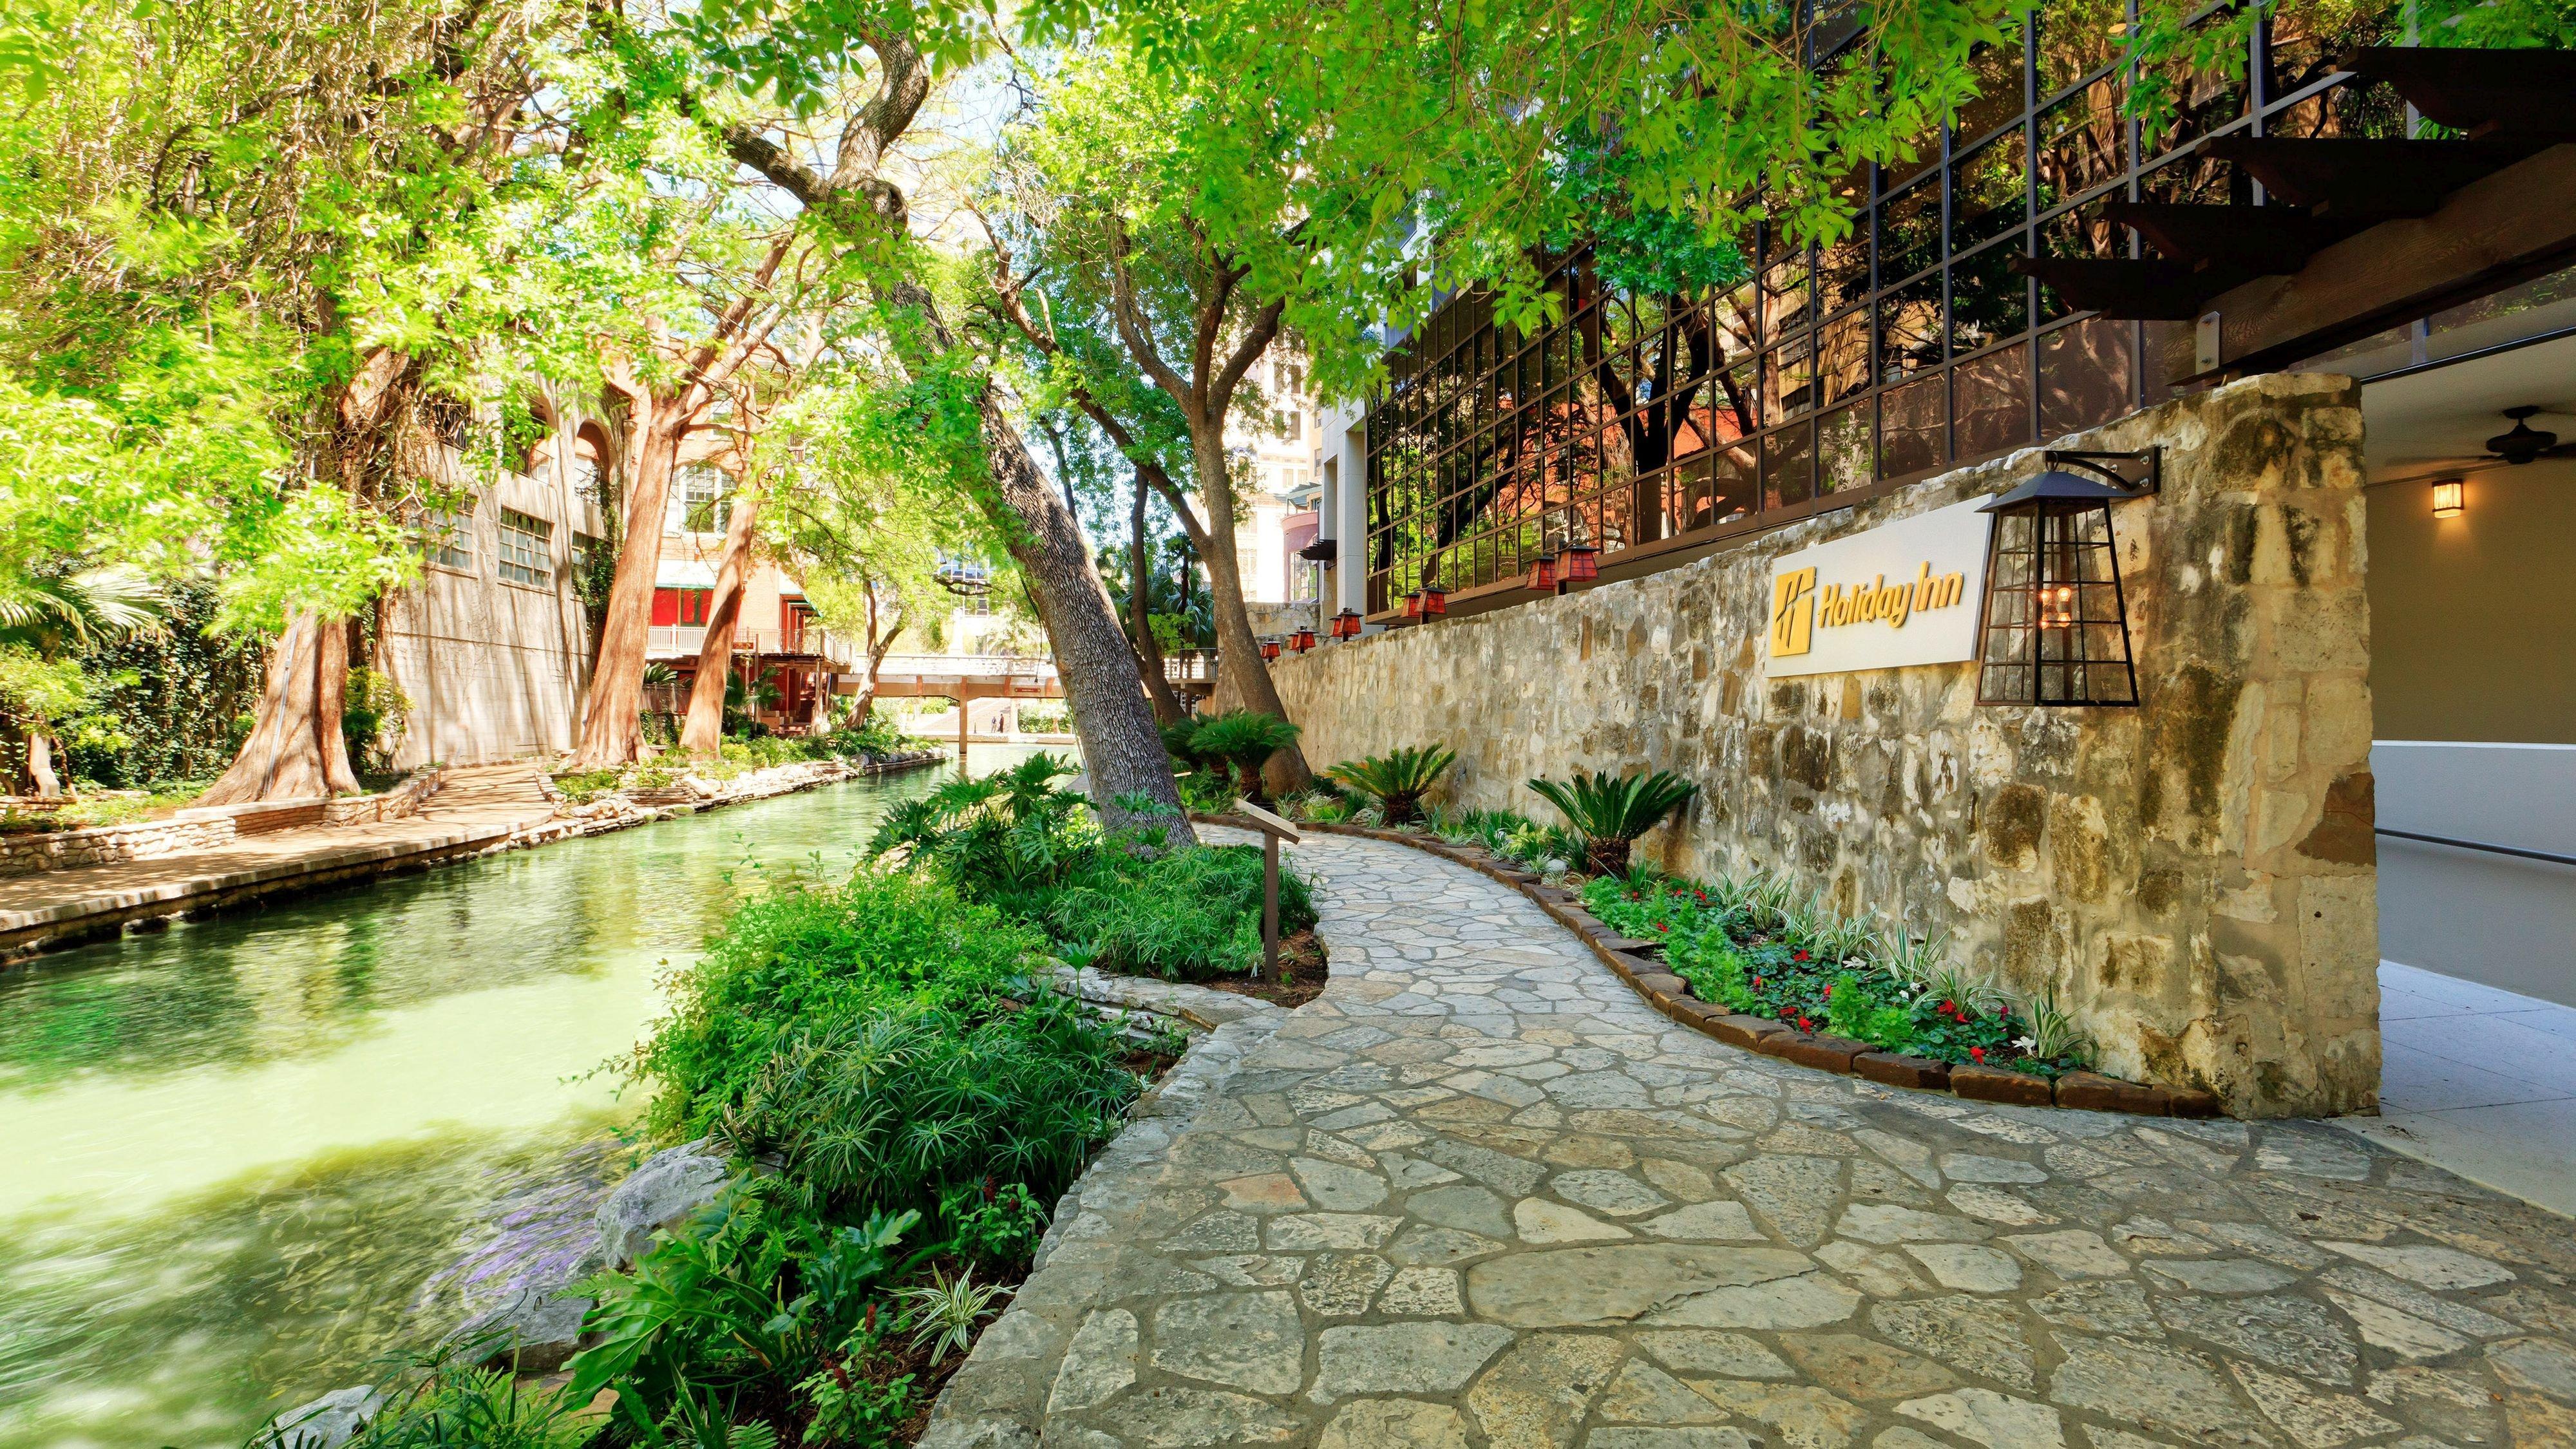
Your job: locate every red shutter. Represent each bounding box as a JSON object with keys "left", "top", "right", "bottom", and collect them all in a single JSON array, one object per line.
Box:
[{"left": 651, "top": 589, "right": 679, "bottom": 626}]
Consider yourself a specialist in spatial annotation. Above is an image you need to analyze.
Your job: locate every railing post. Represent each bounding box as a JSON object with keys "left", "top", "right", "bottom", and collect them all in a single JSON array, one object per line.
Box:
[{"left": 1231, "top": 802, "right": 1303, "bottom": 981}]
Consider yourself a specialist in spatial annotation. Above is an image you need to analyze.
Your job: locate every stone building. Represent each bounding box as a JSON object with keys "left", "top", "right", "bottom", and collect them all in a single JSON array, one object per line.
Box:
[{"left": 1279, "top": 29, "right": 2576, "bottom": 1119}]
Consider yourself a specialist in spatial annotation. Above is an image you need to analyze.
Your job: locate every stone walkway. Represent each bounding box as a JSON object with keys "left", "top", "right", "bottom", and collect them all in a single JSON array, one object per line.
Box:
[{"left": 924, "top": 830, "right": 2576, "bottom": 1449}]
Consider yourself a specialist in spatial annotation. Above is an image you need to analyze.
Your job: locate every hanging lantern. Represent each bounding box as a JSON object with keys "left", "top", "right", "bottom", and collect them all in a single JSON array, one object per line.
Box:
[
  {"left": 1329, "top": 608, "right": 1363, "bottom": 640},
  {"left": 1421, "top": 580, "right": 1448, "bottom": 617},
  {"left": 1975, "top": 468, "right": 2143, "bottom": 707},
  {"left": 1290, "top": 625, "right": 1317, "bottom": 652},
  {"left": 1260, "top": 636, "right": 1283, "bottom": 662},
  {"left": 1530, "top": 550, "right": 1560, "bottom": 592},
  {"left": 1563, "top": 541, "right": 1600, "bottom": 583}
]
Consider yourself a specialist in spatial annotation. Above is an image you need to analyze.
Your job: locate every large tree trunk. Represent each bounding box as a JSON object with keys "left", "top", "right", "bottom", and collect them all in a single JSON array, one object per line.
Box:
[
  {"left": 197, "top": 612, "right": 361, "bottom": 804},
  {"left": 26, "top": 730, "right": 60, "bottom": 799},
  {"left": 870, "top": 283, "right": 1191, "bottom": 837},
  {"left": 1192, "top": 429, "right": 1312, "bottom": 793},
  {"left": 567, "top": 404, "right": 680, "bottom": 768},
  {"left": 849, "top": 605, "right": 903, "bottom": 724},
  {"left": 1131, "top": 471, "right": 1186, "bottom": 725},
  {"left": 679, "top": 478, "right": 762, "bottom": 753},
  {"left": 980, "top": 401, "right": 1191, "bottom": 835}
]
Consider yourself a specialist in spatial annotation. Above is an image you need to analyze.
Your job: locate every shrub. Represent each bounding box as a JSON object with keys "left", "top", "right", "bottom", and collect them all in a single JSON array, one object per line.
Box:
[
  {"left": 1583, "top": 871, "right": 2095, "bottom": 1077},
  {"left": 1049, "top": 844, "right": 1318, "bottom": 981},
  {"left": 866, "top": 752, "right": 1102, "bottom": 919},
  {"left": 1183, "top": 710, "right": 1302, "bottom": 805},
  {"left": 1525, "top": 768, "right": 1699, "bottom": 875},
  {"left": 631, "top": 868, "right": 1043, "bottom": 1139},
  {"left": 1324, "top": 743, "right": 1456, "bottom": 824},
  {"left": 714, "top": 993, "right": 1139, "bottom": 1220},
  {"left": 328, "top": 1354, "right": 592, "bottom": 1449}
]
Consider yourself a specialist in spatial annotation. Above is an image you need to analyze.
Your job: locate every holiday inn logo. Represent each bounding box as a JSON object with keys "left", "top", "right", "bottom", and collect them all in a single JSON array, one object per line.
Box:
[
  {"left": 1764, "top": 497, "right": 1992, "bottom": 679},
  {"left": 1770, "top": 567, "right": 1816, "bottom": 657}
]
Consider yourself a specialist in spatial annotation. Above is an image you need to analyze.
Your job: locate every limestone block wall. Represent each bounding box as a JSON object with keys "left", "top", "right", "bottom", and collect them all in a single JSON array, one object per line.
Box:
[{"left": 1273, "top": 374, "right": 2378, "bottom": 1117}]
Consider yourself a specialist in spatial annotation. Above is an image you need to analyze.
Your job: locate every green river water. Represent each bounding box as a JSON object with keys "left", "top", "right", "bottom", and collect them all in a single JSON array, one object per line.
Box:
[{"left": 0, "top": 751, "right": 1037, "bottom": 1449}]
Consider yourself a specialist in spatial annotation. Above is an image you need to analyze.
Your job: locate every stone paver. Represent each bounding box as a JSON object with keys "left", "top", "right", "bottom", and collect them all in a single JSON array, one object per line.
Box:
[{"left": 923, "top": 831, "right": 2576, "bottom": 1448}]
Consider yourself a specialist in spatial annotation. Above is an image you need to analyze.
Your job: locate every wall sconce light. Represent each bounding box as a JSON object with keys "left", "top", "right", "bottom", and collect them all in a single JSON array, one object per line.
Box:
[
  {"left": 1975, "top": 449, "right": 2156, "bottom": 708},
  {"left": 1289, "top": 625, "right": 1316, "bottom": 653},
  {"left": 1402, "top": 589, "right": 1422, "bottom": 621},
  {"left": 1329, "top": 608, "right": 1363, "bottom": 640},
  {"left": 1420, "top": 580, "right": 1448, "bottom": 618},
  {"left": 2431, "top": 478, "right": 2465, "bottom": 517},
  {"left": 1259, "top": 636, "right": 1283, "bottom": 662},
  {"left": 1563, "top": 541, "right": 1600, "bottom": 583}
]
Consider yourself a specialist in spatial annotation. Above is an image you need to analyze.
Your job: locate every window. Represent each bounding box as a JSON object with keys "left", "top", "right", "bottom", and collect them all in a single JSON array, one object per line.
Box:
[
  {"left": 572, "top": 532, "right": 603, "bottom": 580},
  {"left": 422, "top": 509, "right": 473, "bottom": 571},
  {"left": 498, "top": 509, "right": 553, "bottom": 587},
  {"left": 669, "top": 466, "right": 730, "bottom": 533}
]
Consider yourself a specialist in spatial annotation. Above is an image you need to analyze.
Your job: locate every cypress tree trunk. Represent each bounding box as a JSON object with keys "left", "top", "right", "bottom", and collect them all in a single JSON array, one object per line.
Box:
[
  {"left": 679, "top": 479, "right": 763, "bottom": 753},
  {"left": 197, "top": 613, "right": 360, "bottom": 804}
]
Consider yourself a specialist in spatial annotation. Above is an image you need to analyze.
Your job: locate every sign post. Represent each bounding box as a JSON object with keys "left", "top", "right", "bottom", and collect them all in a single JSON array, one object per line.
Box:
[{"left": 1231, "top": 801, "right": 1304, "bottom": 980}]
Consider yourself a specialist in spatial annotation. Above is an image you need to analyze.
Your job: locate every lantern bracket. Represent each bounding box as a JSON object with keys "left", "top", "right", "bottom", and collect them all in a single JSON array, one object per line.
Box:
[{"left": 2040, "top": 446, "right": 2160, "bottom": 498}]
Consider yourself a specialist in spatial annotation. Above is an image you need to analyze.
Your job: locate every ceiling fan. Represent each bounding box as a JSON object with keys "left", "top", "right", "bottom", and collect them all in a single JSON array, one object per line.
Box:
[{"left": 2485, "top": 406, "right": 2576, "bottom": 466}]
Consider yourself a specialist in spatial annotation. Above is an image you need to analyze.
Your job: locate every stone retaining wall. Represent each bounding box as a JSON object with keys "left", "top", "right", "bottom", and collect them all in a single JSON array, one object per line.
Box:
[
  {"left": 1273, "top": 374, "right": 2378, "bottom": 1118},
  {"left": 0, "top": 770, "right": 449, "bottom": 878}
]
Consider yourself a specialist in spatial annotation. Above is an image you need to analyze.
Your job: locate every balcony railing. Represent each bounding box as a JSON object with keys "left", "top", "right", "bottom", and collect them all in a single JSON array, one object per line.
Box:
[{"left": 1162, "top": 649, "right": 1217, "bottom": 685}]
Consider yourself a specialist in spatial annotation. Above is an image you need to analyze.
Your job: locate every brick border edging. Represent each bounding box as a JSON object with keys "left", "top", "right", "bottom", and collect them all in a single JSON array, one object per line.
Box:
[{"left": 1202, "top": 813, "right": 2222, "bottom": 1120}]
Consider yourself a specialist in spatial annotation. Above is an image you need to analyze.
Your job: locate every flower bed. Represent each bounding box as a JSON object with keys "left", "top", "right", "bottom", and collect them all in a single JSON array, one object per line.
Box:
[{"left": 1582, "top": 875, "right": 2078, "bottom": 1078}]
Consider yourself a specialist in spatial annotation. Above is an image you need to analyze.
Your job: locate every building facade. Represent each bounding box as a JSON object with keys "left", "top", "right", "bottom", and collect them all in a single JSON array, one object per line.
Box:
[
  {"left": 1283, "top": 18, "right": 2576, "bottom": 1116},
  {"left": 379, "top": 425, "right": 608, "bottom": 769}
]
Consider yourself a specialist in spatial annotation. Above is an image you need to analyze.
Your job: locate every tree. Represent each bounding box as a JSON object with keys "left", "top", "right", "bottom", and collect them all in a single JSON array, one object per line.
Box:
[
  {"left": 973, "top": 54, "right": 1308, "bottom": 782},
  {"left": 1, "top": 0, "right": 563, "bottom": 800},
  {"left": 702, "top": 21, "right": 1191, "bottom": 833}
]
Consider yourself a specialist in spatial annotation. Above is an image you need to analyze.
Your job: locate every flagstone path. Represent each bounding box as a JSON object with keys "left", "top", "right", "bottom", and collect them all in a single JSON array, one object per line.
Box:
[{"left": 923, "top": 829, "right": 2576, "bottom": 1449}]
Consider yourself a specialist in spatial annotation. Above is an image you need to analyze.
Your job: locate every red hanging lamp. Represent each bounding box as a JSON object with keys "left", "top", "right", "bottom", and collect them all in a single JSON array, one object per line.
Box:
[{"left": 1530, "top": 549, "right": 1560, "bottom": 592}]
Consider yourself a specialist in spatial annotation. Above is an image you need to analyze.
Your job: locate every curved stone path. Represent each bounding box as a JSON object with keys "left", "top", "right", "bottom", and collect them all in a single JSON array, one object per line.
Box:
[{"left": 924, "top": 831, "right": 2576, "bottom": 1448}]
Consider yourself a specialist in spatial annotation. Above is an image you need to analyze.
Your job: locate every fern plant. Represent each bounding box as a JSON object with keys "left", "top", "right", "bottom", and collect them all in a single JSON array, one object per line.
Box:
[
  {"left": 1185, "top": 710, "right": 1303, "bottom": 805},
  {"left": 1323, "top": 743, "right": 1457, "bottom": 824},
  {"left": 896, "top": 1269, "right": 1006, "bottom": 1365},
  {"left": 1524, "top": 768, "right": 1699, "bottom": 875}
]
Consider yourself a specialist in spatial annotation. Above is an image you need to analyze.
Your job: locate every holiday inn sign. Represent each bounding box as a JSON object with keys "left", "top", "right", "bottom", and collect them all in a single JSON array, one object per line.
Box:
[{"left": 1765, "top": 497, "right": 1989, "bottom": 679}]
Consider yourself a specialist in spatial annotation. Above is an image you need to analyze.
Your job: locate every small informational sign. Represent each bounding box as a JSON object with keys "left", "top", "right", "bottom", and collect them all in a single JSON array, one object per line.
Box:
[{"left": 1765, "top": 497, "right": 1992, "bottom": 678}]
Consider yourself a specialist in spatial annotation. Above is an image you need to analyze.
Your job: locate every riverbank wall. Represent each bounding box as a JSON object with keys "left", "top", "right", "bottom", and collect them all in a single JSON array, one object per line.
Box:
[{"left": 0, "top": 750, "right": 946, "bottom": 965}]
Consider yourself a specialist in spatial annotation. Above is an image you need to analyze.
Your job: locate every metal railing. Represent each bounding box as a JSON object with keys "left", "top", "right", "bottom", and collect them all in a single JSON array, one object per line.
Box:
[
  {"left": 2376, "top": 827, "right": 2576, "bottom": 869},
  {"left": 1163, "top": 649, "right": 1218, "bottom": 685}
]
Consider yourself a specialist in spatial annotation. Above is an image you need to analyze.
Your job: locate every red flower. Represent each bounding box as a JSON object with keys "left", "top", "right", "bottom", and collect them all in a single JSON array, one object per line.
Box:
[
  {"left": 1796, "top": 1015, "right": 1814, "bottom": 1033},
  {"left": 1824, "top": 983, "right": 1837, "bottom": 999},
  {"left": 1792, "top": 949, "right": 1810, "bottom": 962},
  {"left": 1939, "top": 999, "right": 1955, "bottom": 1014},
  {"left": 1656, "top": 922, "right": 1671, "bottom": 933},
  {"left": 1969, "top": 1046, "right": 1986, "bottom": 1063},
  {"left": 1752, "top": 976, "right": 1764, "bottom": 989}
]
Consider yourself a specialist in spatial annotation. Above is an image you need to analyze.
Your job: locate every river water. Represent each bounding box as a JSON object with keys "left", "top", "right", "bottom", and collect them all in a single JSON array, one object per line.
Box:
[{"left": 0, "top": 753, "right": 1045, "bottom": 1449}]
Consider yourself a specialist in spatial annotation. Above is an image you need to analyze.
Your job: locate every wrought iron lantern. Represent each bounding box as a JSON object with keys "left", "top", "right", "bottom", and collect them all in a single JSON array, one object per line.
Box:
[
  {"left": 1260, "top": 636, "right": 1283, "bottom": 662},
  {"left": 1420, "top": 580, "right": 1448, "bottom": 618},
  {"left": 1329, "top": 608, "right": 1363, "bottom": 640},
  {"left": 1975, "top": 450, "right": 2155, "bottom": 708},
  {"left": 1402, "top": 589, "right": 1423, "bottom": 621},
  {"left": 1562, "top": 540, "right": 1600, "bottom": 583},
  {"left": 1290, "top": 625, "right": 1317, "bottom": 652}
]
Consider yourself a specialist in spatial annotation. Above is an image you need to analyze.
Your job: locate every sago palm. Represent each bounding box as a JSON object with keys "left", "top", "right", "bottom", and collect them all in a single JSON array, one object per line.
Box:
[
  {"left": 1524, "top": 768, "right": 1699, "bottom": 876},
  {"left": 1184, "top": 710, "right": 1302, "bottom": 805},
  {"left": 1325, "top": 743, "right": 1457, "bottom": 824}
]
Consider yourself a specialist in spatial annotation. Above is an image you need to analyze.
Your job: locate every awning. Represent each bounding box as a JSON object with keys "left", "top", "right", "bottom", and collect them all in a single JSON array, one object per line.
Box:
[
  {"left": 655, "top": 559, "right": 717, "bottom": 589},
  {"left": 1283, "top": 512, "right": 1319, "bottom": 557}
]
